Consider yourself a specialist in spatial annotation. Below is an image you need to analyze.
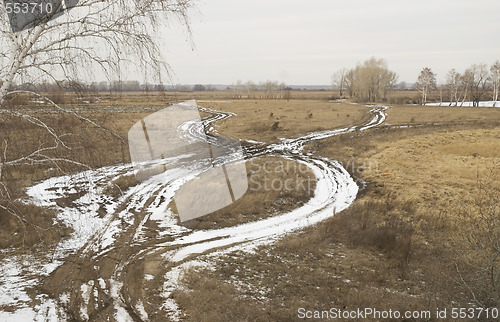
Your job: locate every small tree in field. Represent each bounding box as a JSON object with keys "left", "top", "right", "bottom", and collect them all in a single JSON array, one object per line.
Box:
[
  {"left": 491, "top": 61, "right": 500, "bottom": 107},
  {"left": 446, "top": 69, "right": 461, "bottom": 106},
  {"left": 415, "top": 67, "right": 436, "bottom": 105},
  {"left": 332, "top": 68, "right": 348, "bottom": 98},
  {"left": 465, "top": 63, "right": 489, "bottom": 107}
]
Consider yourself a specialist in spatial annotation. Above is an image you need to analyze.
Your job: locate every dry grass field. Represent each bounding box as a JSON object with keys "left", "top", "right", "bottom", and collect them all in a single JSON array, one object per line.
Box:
[
  {"left": 2, "top": 92, "right": 500, "bottom": 320},
  {"left": 171, "top": 99, "right": 500, "bottom": 321},
  {"left": 0, "top": 95, "right": 365, "bottom": 250},
  {"left": 206, "top": 99, "right": 370, "bottom": 142},
  {"left": 0, "top": 103, "right": 154, "bottom": 249},
  {"left": 385, "top": 104, "right": 500, "bottom": 125}
]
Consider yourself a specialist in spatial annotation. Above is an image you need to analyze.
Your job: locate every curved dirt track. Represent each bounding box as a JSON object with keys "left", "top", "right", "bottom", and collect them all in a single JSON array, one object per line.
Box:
[{"left": 0, "top": 101, "right": 388, "bottom": 321}]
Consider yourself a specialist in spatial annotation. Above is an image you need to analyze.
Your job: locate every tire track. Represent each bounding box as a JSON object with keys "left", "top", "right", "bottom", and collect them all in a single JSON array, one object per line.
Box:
[{"left": 3, "top": 101, "right": 388, "bottom": 321}]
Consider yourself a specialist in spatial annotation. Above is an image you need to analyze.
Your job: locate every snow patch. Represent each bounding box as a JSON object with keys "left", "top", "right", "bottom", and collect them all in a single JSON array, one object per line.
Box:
[{"left": 425, "top": 101, "right": 500, "bottom": 107}]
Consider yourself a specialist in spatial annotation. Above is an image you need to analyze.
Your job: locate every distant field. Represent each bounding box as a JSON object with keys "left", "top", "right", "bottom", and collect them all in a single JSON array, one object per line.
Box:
[
  {"left": 27, "top": 90, "right": 337, "bottom": 106},
  {"left": 385, "top": 104, "right": 500, "bottom": 125},
  {"left": 201, "top": 99, "right": 370, "bottom": 142}
]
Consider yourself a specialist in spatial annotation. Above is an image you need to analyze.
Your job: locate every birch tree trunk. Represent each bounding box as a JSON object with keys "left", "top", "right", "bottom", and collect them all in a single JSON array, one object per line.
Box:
[
  {"left": 491, "top": 61, "right": 500, "bottom": 107},
  {"left": 1, "top": 25, "right": 45, "bottom": 105}
]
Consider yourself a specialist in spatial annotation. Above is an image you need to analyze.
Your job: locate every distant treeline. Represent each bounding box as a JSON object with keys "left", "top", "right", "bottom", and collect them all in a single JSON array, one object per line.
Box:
[
  {"left": 332, "top": 57, "right": 500, "bottom": 106},
  {"left": 0, "top": 80, "right": 328, "bottom": 94},
  {"left": 2, "top": 80, "right": 175, "bottom": 93}
]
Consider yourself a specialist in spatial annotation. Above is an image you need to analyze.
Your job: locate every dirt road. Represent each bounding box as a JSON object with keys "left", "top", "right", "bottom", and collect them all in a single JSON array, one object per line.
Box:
[{"left": 0, "top": 101, "right": 388, "bottom": 321}]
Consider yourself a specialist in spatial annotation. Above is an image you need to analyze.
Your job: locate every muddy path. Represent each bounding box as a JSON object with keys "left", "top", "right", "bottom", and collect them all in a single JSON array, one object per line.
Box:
[{"left": 1, "top": 101, "right": 388, "bottom": 321}]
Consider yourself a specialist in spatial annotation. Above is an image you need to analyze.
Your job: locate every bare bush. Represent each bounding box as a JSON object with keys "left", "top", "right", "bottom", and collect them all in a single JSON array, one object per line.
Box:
[
  {"left": 323, "top": 198, "right": 415, "bottom": 278},
  {"left": 456, "top": 162, "right": 500, "bottom": 312}
]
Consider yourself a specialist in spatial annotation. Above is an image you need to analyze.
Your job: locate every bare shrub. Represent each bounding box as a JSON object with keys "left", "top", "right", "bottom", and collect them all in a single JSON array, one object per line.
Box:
[
  {"left": 387, "top": 96, "right": 413, "bottom": 105},
  {"left": 324, "top": 198, "right": 415, "bottom": 278},
  {"left": 1, "top": 92, "right": 30, "bottom": 107},
  {"left": 456, "top": 162, "right": 500, "bottom": 312}
]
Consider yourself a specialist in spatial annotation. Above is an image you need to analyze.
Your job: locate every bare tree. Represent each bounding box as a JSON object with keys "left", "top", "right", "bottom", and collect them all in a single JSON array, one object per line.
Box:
[
  {"left": 345, "top": 68, "right": 355, "bottom": 98},
  {"left": 415, "top": 67, "right": 436, "bottom": 105},
  {"left": 362, "top": 58, "right": 395, "bottom": 102},
  {"left": 278, "top": 82, "right": 286, "bottom": 99},
  {"left": 0, "top": 1, "right": 195, "bottom": 221},
  {"left": 491, "top": 61, "right": 500, "bottom": 107},
  {"left": 382, "top": 69, "right": 398, "bottom": 100},
  {"left": 459, "top": 69, "right": 474, "bottom": 106},
  {"left": 446, "top": 69, "right": 461, "bottom": 106},
  {"left": 262, "top": 80, "right": 278, "bottom": 99},
  {"left": 0, "top": 0, "right": 196, "bottom": 105},
  {"left": 245, "top": 80, "right": 257, "bottom": 98},
  {"left": 345, "top": 57, "right": 398, "bottom": 102},
  {"left": 465, "top": 64, "right": 490, "bottom": 107},
  {"left": 232, "top": 80, "right": 243, "bottom": 99},
  {"left": 331, "top": 68, "right": 348, "bottom": 98}
]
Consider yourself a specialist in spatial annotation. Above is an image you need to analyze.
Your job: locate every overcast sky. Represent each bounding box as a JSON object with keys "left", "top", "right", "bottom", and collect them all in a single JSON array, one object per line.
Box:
[{"left": 163, "top": 0, "right": 500, "bottom": 85}]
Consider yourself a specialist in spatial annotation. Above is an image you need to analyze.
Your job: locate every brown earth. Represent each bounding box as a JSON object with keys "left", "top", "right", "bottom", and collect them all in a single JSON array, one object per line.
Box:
[
  {"left": 173, "top": 104, "right": 500, "bottom": 321},
  {"left": 3, "top": 94, "right": 500, "bottom": 321},
  {"left": 0, "top": 97, "right": 367, "bottom": 251}
]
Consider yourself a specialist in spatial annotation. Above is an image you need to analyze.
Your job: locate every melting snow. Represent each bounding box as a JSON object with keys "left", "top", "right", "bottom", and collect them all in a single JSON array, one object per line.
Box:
[
  {"left": 425, "top": 101, "right": 500, "bottom": 107},
  {"left": 1, "top": 101, "right": 389, "bottom": 320}
]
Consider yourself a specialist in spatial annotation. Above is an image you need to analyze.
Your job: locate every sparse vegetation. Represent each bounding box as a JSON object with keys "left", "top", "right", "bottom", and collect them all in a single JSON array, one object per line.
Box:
[
  {"left": 0, "top": 103, "right": 151, "bottom": 250},
  {"left": 1, "top": 93, "right": 500, "bottom": 320},
  {"left": 174, "top": 103, "right": 500, "bottom": 321},
  {"left": 174, "top": 197, "right": 426, "bottom": 322},
  {"left": 456, "top": 163, "right": 500, "bottom": 312},
  {"left": 206, "top": 99, "right": 370, "bottom": 143}
]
